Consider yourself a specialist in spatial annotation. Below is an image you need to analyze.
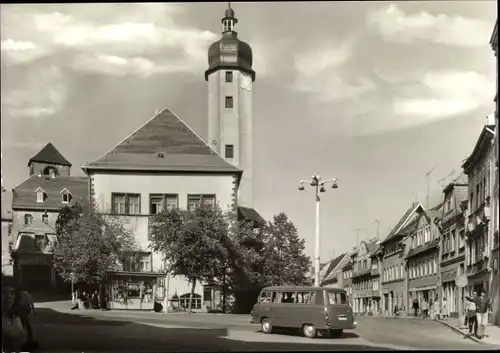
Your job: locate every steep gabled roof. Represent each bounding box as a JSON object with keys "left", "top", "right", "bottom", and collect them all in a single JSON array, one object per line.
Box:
[
  {"left": 83, "top": 107, "right": 240, "bottom": 174},
  {"left": 28, "top": 143, "right": 71, "bottom": 167},
  {"left": 462, "top": 125, "right": 495, "bottom": 173},
  {"left": 12, "top": 175, "right": 88, "bottom": 211},
  {"left": 322, "top": 253, "right": 349, "bottom": 283},
  {"left": 381, "top": 202, "right": 422, "bottom": 244}
]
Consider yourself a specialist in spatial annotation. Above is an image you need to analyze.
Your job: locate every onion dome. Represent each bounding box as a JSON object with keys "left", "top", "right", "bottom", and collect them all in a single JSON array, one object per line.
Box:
[{"left": 205, "top": 4, "right": 255, "bottom": 81}]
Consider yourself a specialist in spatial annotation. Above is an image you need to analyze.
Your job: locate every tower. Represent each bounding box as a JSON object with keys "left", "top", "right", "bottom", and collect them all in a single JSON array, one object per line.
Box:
[
  {"left": 27, "top": 143, "right": 72, "bottom": 177},
  {"left": 205, "top": 4, "right": 256, "bottom": 208}
]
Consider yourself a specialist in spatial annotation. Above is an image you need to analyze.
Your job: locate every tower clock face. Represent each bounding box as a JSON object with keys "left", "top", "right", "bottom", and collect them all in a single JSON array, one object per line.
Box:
[{"left": 240, "top": 75, "right": 252, "bottom": 92}]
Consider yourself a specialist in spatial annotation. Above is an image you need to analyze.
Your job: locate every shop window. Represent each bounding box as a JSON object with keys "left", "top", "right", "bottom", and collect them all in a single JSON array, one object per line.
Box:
[
  {"left": 34, "top": 235, "right": 46, "bottom": 251},
  {"left": 180, "top": 293, "right": 202, "bottom": 310}
]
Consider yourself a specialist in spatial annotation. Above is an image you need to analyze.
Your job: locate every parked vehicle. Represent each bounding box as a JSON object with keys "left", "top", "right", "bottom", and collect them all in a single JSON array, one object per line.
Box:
[{"left": 250, "top": 286, "right": 356, "bottom": 338}]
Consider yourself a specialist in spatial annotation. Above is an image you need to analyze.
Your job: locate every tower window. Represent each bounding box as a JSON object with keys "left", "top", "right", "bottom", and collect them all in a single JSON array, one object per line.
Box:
[
  {"left": 225, "top": 71, "right": 233, "bottom": 83},
  {"left": 225, "top": 145, "right": 234, "bottom": 159},
  {"left": 225, "top": 96, "right": 233, "bottom": 108},
  {"left": 42, "top": 214, "right": 49, "bottom": 224}
]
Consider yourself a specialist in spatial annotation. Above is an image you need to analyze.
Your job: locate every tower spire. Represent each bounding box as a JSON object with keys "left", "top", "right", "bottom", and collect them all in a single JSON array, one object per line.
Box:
[{"left": 222, "top": 2, "right": 237, "bottom": 33}]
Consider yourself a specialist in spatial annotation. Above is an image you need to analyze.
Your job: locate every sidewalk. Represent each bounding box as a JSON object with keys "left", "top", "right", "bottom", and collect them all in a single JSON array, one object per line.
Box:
[{"left": 436, "top": 317, "right": 500, "bottom": 347}]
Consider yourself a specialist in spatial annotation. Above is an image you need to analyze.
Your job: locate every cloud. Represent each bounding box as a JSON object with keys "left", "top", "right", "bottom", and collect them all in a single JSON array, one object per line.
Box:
[
  {"left": 292, "top": 38, "right": 375, "bottom": 103},
  {"left": 367, "top": 4, "right": 493, "bottom": 47},
  {"left": 1, "top": 39, "right": 50, "bottom": 65},
  {"left": 392, "top": 70, "right": 492, "bottom": 121},
  {"left": 1, "top": 5, "right": 217, "bottom": 75},
  {"left": 1, "top": 66, "right": 66, "bottom": 119}
]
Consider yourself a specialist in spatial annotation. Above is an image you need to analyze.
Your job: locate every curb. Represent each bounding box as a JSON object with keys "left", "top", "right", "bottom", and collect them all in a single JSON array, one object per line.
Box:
[{"left": 436, "top": 319, "right": 485, "bottom": 344}]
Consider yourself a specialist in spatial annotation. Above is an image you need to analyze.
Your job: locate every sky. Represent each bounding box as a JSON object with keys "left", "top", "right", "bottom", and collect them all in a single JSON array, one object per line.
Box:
[{"left": 1, "top": 2, "right": 497, "bottom": 262}]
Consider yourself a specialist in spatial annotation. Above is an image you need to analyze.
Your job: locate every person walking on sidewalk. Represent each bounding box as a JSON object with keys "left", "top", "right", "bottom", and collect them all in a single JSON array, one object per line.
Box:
[
  {"left": 442, "top": 297, "right": 449, "bottom": 319},
  {"left": 433, "top": 298, "right": 441, "bottom": 320},
  {"left": 412, "top": 299, "right": 419, "bottom": 317},
  {"left": 467, "top": 291, "right": 491, "bottom": 339},
  {"left": 465, "top": 291, "right": 478, "bottom": 338},
  {"left": 421, "top": 300, "right": 429, "bottom": 319}
]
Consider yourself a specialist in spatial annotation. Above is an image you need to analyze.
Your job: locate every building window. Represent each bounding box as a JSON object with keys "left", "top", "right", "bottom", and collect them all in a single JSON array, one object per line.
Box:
[
  {"left": 34, "top": 235, "right": 46, "bottom": 251},
  {"left": 451, "top": 229, "right": 456, "bottom": 252},
  {"left": 459, "top": 229, "right": 465, "bottom": 249},
  {"left": 8, "top": 224, "right": 12, "bottom": 236},
  {"left": 225, "top": 96, "right": 233, "bottom": 108},
  {"left": 180, "top": 293, "right": 202, "bottom": 310},
  {"left": 149, "top": 194, "right": 179, "bottom": 214},
  {"left": 424, "top": 226, "right": 430, "bottom": 243},
  {"left": 24, "top": 214, "right": 33, "bottom": 226},
  {"left": 36, "top": 188, "right": 45, "bottom": 203},
  {"left": 122, "top": 252, "right": 152, "bottom": 272},
  {"left": 225, "top": 71, "right": 233, "bottom": 82},
  {"left": 61, "top": 189, "right": 71, "bottom": 203},
  {"left": 225, "top": 144, "right": 234, "bottom": 159},
  {"left": 444, "top": 197, "right": 453, "bottom": 213},
  {"left": 187, "top": 194, "right": 216, "bottom": 210},
  {"left": 8, "top": 242, "right": 13, "bottom": 252},
  {"left": 112, "top": 193, "right": 141, "bottom": 215},
  {"left": 42, "top": 214, "right": 48, "bottom": 224}
]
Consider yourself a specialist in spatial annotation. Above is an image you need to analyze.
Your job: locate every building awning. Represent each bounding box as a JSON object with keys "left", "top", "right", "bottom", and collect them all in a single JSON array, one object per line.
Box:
[
  {"left": 237, "top": 206, "right": 265, "bottom": 225},
  {"left": 409, "top": 285, "right": 437, "bottom": 292},
  {"left": 107, "top": 271, "right": 166, "bottom": 278}
]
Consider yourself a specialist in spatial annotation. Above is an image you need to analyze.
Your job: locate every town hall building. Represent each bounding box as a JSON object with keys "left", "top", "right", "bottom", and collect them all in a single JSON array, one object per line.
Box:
[{"left": 82, "top": 5, "right": 263, "bottom": 311}]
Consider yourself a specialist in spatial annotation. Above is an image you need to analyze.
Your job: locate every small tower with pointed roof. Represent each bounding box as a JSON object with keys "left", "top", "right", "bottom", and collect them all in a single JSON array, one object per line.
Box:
[
  {"left": 28, "top": 143, "right": 72, "bottom": 177},
  {"left": 206, "top": 3, "right": 255, "bottom": 209}
]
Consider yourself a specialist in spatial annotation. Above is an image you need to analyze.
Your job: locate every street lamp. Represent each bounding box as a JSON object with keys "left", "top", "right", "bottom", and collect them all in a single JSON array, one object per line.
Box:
[{"left": 298, "top": 175, "right": 339, "bottom": 287}]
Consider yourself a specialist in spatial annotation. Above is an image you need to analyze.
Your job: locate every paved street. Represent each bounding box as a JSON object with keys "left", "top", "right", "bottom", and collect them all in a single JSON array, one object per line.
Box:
[{"left": 28, "top": 306, "right": 497, "bottom": 352}]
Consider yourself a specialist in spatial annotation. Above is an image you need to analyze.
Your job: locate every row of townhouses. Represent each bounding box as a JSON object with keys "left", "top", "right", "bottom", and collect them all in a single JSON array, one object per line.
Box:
[{"left": 318, "top": 20, "right": 499, "bottom": 326}]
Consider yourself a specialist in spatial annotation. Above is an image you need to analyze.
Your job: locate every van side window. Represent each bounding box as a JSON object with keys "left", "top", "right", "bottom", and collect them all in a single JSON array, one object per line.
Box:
[
  {"left": 326, "top": 291, "right": 348, "bottom": 304},
  {"left": 273, "top": 292, "right": 282, "bottom": 303},
  {"left": 281, "top": 291, "right": 296, "bottom": 303},
  {"left": 296, "top": 291, "right": 314, "bottom": 304},
  {"left": 259, "top": 291, "right": 272, "bottom": 303}
]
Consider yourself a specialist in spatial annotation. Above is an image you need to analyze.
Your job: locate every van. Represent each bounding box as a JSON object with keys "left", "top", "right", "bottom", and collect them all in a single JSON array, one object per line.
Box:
[{"left": 250, "top": 286, "right": 356, "bottom": 338}]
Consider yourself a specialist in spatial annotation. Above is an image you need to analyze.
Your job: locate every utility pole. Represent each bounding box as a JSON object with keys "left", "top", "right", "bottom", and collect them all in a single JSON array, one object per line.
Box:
[
  {"left": 374, "top": 219, "right": 381, "bottom": 239},
  {"left": 425, "top": 166, "right": 436, "bottom": 209}
]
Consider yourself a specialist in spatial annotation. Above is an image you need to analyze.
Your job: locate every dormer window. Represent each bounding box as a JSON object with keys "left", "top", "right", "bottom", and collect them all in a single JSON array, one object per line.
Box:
[
  {"left": 36, "top": 187, "right": 46, "bottom": 203},
  {"left": 60, "top": 188, "right": 71, "bottom": 203}
]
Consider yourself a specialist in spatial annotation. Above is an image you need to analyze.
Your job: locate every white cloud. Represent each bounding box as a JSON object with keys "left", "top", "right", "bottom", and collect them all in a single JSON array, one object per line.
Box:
[
  {"left": 1, "top": 5, "right": 217, "bottom": 76},
  {"left": 292, "top": 38, "right": 374, "bottom": 103},
  {"left": 393, "top": 70, "right": 492, "bottom": 120},
  {"left": 367, "top": 4, "right": 493, "bottom": 47},
  {"left": 1, "top": 66, "right": 66, "bottom": 119},
  {"left": 1, "top": 39, "right": 50, "bottom": 65}
]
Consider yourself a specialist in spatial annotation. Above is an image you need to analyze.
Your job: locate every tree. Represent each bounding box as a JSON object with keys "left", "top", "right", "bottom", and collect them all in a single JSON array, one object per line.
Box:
[
  {"left": 262, "top": 213, "right": 311, "bottom": 286},
  {"left": 149, "top": 204, "right": 230, "bottom": 313},
  {"left": 52, "top": 203, "right": 136, "bottom": 305}
]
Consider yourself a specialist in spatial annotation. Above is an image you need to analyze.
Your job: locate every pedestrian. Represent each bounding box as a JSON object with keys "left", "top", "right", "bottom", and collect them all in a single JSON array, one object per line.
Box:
[
  {"left": 2, "top": 285, "right": 27, "bottom": 353},
  {"left": 421, "top": 299, "right": 428, "bottom": 319},
  {"left": 442, "top": 297, "right": 449, "bottom": 319},
  {"left": 412, "top": 299, "right": 419, "bottom": 317},
  {"left": 15, "top": 286, "right": 37, "bottom": 350},
  {"left": 433, "top": 298, "right": 441, "bottom": 320},
  {"left": 91, "top": 290, "right": 99, "bottom": 309},
  {"left": 465, "top": 292, "right": 478, "bottom": 338},
  {"left": 469, "top": 291, "right": 491, "bottom": 339},
  {"left": 429, "top": 299, "right": 434, "bottom": 320}
]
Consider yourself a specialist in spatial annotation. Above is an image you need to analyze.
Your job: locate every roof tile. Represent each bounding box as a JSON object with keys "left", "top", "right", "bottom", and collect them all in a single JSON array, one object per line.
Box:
[
  {"left": 84, "top": 108, "right": 240, "bottom": 173},
  {"left": 13, "top": 175, "right": 88, "bottom": 210},
  {"left": 29, "top": 143, "right": 71, "bottom": 167}
]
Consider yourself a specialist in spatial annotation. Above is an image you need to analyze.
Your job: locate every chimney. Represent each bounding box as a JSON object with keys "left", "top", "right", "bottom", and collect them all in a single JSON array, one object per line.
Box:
[{"left": 487, "top": 113, "right": 496, "bottom": 126}]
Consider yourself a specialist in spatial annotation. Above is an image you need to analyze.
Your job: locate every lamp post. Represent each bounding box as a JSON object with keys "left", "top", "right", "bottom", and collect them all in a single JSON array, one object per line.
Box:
[{"left": 298, "top": 175, "right": 339, "bottom": 287}]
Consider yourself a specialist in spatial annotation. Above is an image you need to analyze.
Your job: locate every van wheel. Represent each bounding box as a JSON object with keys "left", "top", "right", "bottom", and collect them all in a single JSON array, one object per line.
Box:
[
  {"left": 261, "top": 318, "right": 273, "bottom": 334},
  {"left": 303, "top": 324, "right": 317, "bottom": 338},
  {"left": 329, "top": 329, "right": 343, "bottom": 338}
]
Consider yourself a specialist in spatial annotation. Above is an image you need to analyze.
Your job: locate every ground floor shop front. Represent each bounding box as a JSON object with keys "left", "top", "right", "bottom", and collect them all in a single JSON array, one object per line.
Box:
[
  {"left": 353, "top": 295, "right": 381, "bottom": 316},
  {"left": 381, "top": 280, "right": 405, "bottom": 316},
  {"left": 408, "top": 285, "right": 439, "bottom": 315},
  {"left": 106, "top": 271, "right": 223, "bottom": 312}
]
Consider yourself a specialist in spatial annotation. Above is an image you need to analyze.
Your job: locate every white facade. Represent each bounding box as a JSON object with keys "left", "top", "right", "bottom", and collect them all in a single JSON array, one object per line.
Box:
[
  {"left": 207, "top": 69, "right": 253, "bottom": 208},
  {"left": 90, "top": 171, "right": 236, "bottom": 309}
]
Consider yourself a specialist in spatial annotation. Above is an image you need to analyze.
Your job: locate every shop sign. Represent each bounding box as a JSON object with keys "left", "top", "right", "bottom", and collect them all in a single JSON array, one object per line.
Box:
[
  {"left": 455, "top": 274, "right": 468, "bottom": 288},
  {"left": 442, "top": 269, "right": 457, "bottom": 283}
]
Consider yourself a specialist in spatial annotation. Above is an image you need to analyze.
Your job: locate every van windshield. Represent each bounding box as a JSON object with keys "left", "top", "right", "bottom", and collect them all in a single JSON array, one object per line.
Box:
[{"left": 326, "top": 291, "right": 348, "bottom": 305}]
